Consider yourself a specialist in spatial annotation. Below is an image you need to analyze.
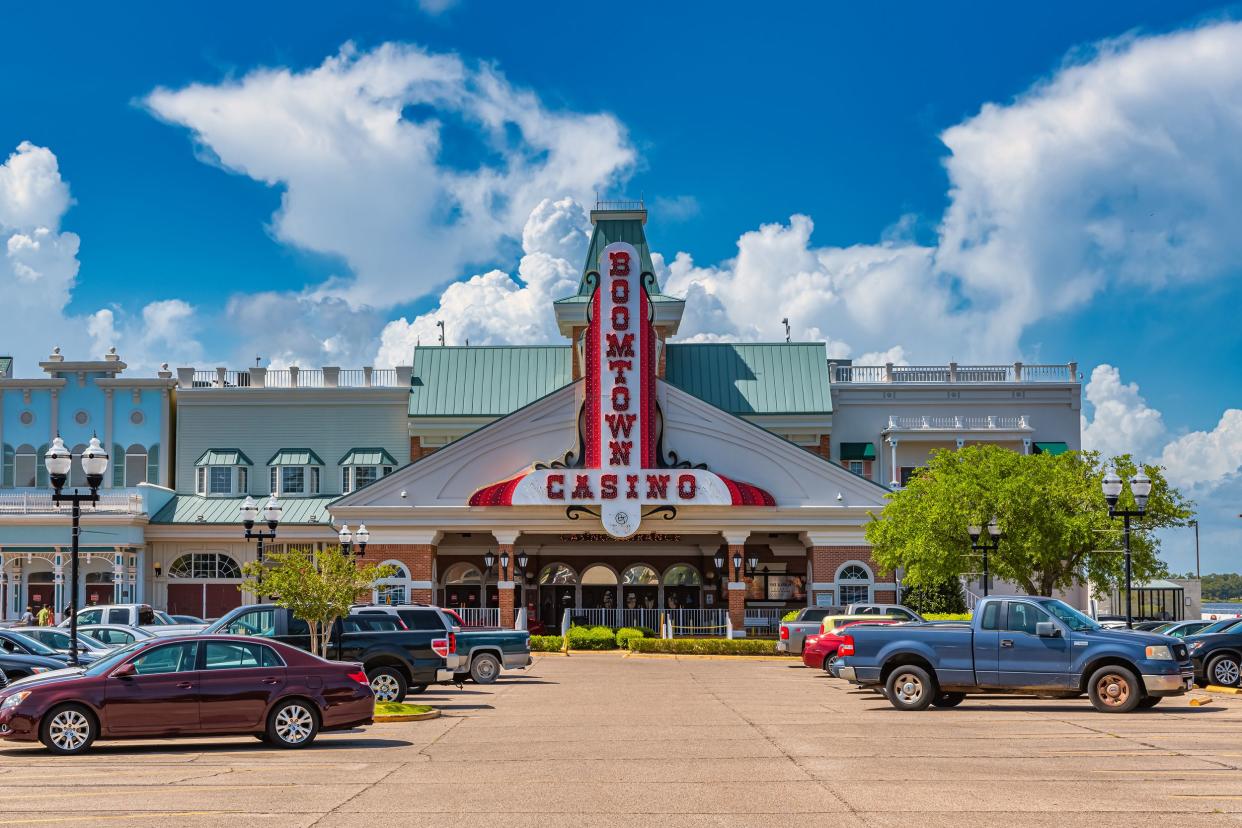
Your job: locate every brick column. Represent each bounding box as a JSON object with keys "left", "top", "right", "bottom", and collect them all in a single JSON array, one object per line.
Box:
[
  {"left": 725, "top": 539, "right": 748, "bottom": 636},
  {"left": 497, "top": 543, "right": 516, "bottom": 629},
  {"left": 365, "top": 542, "right": 436, "bottom": 604}
]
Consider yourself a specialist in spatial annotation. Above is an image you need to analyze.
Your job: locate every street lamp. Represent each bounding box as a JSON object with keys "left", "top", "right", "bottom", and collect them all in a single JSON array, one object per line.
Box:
[
  {"left": 713, "top": 552, "right": 725, "bottom": 574},
  {"left": 731, "top": 551, "right": 743, "bottom": 582},
  {"left": 967, "top": 519, "right": 1002, "bottom": 597},
  {"left": 1103, "top": 468, "right": 1151, "bottom": 629},
  {"left": 338, "top": 524, "right": 369, "bottom": 557},
  {"left": 482, "top": 549, "right": 496, "bottom": 612},
  {"left": 45, "top": 434, "right": 107, "bottom": 667},
  {"left": 240, "top": 494, "right": 282, "bottom": 586},
  {"left": 499, "top": 549, "right": 511, "bottom": 580}
]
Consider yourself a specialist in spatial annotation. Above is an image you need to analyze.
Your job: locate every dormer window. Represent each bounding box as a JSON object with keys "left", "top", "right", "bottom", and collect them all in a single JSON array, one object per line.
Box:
[
  {"left": 268, "top": 449, "right": 324, "bottom": 497},
  {"left": 339, "top": 448, "right": 397, "bottom": 494},
  {"left": 194, "top": 449, "right": 252, "bottom": 497}
]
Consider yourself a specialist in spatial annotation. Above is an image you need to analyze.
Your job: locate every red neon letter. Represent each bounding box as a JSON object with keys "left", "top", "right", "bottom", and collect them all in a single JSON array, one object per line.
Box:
[
  {"left": 611, "top": 305, "right": 629, "bottom": 330},
  {"left": 601, "top": 474, "right": 618, "bottom": 499},
  {"left": 608, "top": 250, "right": 631, "bottom": 276},
  {"left": 678, "top": 474, "right": 697, "bottom": 499},
  {"left": 611, "top": 385, "right": 630, "bottom": 411},
  {"left": 606, "top": 333, "right": 635, "bottom": 357},
  {"left": 546, "top": 474, "right": 564, "bottom": 500},
  {"left": 605, "top": 413, "right": 636, "bottom": 438},
  {"left": 571, "top": 474, "right": 594, "bottom": 500},
  {"left": 611, "top": 279, "right": 629, "bottom": 302},
  {"left": 645, "top": 474, "right": 670, "bottom": 499},
  {"left": 626, "top": 474, "right": 639, "bottom": 499},
  {"left": 609, "top": 441, "right": 632, "bottom": 466}
]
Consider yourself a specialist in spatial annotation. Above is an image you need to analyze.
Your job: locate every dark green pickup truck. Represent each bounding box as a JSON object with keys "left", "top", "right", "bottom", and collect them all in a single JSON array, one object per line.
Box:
[{"left": 352, "top": 605, "right": 532, "bottom": 684}]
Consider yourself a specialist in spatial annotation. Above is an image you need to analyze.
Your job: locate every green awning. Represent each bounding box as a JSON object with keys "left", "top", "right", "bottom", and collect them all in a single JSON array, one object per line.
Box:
[
  {"left": 195, "top": 448, "right": 253, "bottom": 466},
  {"left": 338, "top": 447, "right": 398, "bottom": 467},
  {"left": 1033, "top": 442, "right": 1069, "bottom": 456},
  {"left": 840, "top": 442, "right": 876, "bottom": 461},
  {"left": 267, "top": 448, "right": 324, "bottom": 466}
]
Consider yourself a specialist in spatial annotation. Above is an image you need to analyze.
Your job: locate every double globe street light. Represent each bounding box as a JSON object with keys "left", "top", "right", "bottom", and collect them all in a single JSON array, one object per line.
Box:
[
  {"left": 1102, "top": 469, "right": 1152, "bottom": 630},
  {"left": 239, "top": 495, "right": 282, "bottom": 596},
  {"left": 338, "top": 524, "right": 370, "bottom": 557},
  {"left": 967, "top": 519, "right": 1003, "bottom": 598},
  {"left": 44, "top": 435, "right": 109, "bottom": 667}
]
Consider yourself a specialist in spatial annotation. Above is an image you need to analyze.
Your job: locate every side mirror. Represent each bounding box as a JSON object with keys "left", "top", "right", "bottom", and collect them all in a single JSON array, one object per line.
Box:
[
  {"left": 1035, "top": 622, "right": 1061, "bottom": 638},
  {"left": 110, "top": 662, "right": 137, "bottom": 679}
]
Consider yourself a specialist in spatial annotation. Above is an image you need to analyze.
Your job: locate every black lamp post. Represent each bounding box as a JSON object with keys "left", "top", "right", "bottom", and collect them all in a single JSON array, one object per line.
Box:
[
  {"left": 1103, "top": 468, "right": 1152, "bottom": 630},
  {"left": 967, "top": 519, "right": 1002, "bottom": 597},
  {"left": 482, "top": 549, "right": 496, "bottom": 611},
  {"left": 338, "top": 523, "right": 370, "bottom": 557},
  {"left": 731, "top": 551, "right": 743, "bottom": 582},
  {"left": 240, "top": 495, "right": 282, "bottom": 595},
  {"left": 45, "top": 435, "right": 108, "bottom": 667}
]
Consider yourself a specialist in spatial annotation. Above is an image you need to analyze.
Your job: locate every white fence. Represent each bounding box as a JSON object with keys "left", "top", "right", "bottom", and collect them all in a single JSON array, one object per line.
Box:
[
  {"left": 832, "top": 362, "right": 1076, "bottom": 384},
  {"left": 452, "top": 608, "right": 500, "bottom": 628},
  {"left": 561, "top": 608, "right": 729, "bottom": 637},
  {"left": 885, "top": 414, "right": 1031, "bottom": 431},
  {"left": 567, "top": 608, "right": 666, "bottom": 631},
  {"left": 0, "top": 490, "right": 146, "bottom": 515},
  {"left": 744, "top": 607, "right": 784, "bottom": 635}
]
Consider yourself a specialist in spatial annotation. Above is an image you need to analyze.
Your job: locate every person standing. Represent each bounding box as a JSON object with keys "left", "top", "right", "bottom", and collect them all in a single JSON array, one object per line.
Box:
[
  {"left": 36, "top": 605, "right": 52, "bottom": 626},
  {"left": 19, "top": 606, "right": 35, "bottom": 625}
]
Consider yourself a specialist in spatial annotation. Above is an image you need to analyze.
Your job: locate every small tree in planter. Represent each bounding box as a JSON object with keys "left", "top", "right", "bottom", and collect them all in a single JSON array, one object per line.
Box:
[{"left": 240, "top": 545, "right": 395, "bottom": 657}]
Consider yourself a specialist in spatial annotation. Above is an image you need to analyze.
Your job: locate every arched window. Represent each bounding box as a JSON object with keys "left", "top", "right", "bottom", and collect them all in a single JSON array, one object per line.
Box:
[
  {"left": 581, "top": 565, "right": 618, "bottom": 585},
  {"left": 621, "top": 564, "right": 659, "bottom": 585},
  {"left": 662, "top": 564, "right": 702, "bottom": 586},
  {"left": 836, "top": 562, "right": 873, "bottom": 606},
  {"left": 442, "top": 562, "right": 482, "bottom": 585},
  {"left": 169, "top": 553, "right": 243, "bottom": 580},
  {"left": 538, "top": 563, "right": 578, "bottom": 585},
  {"left": 125, "top": 444, "right": 148, "bottom": 487},
  {"left": 14, "top": 444, "right": 36, "bottom": 488},
  {"left": 374, "top": 560, "right": 412, "bottom": 606}
]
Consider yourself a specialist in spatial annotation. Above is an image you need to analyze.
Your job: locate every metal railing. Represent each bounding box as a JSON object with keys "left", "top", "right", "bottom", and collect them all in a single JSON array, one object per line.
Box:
[
  {"left": 0, "top": 490, "right": 146, "bottom": 515},
  {"left": 183, "top": 366, "right": 404, "bottom": 389},
  {"left": 885, "top": 414, "right": 1031, "bottom": 431},
  {"left": 832, "top": 362, "right": 1077, "bottom": 384},
  {"left": 193, "top": 370, "right": 250, "bottom": 388},
  {"left": 667, "top": 609, "right": 729, "bottom": 637},
  {"left": 452, "top": 608, "right": 500, "bottom": 628},
  {"left": 594, "top": 199, "right": 645, "bottom": 212},
  {"left": 567, "top": 608, "right": 665, "bottom": 630},
  {"left": 744, "top": 607, "right": 785, "bottom": 635}
]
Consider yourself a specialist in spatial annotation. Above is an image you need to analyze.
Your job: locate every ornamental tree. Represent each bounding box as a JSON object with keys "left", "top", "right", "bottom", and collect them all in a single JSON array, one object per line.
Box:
[
  {"left": 864, "top": 445, "right": 1193, "bottom": 598},
  {"left": 240, "top": 545, "right": 395, "bottom": 657}
]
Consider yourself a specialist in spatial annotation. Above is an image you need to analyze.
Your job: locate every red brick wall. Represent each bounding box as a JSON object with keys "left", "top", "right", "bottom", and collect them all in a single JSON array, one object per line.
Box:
[
  {"left": 809, "top": 544, "right": 890, "bottom": 604},
  {"left": 409, "top": 436, "right": 438, "bottom": 462},
  {"left": 726, "top": 544, "right": 746, "bottom": 632},
  {"left": 367, "top": 544, "right": 435, "bottom": 604},
  {"left": 497, "top": 543, "right": 516, "bottom": 628}
]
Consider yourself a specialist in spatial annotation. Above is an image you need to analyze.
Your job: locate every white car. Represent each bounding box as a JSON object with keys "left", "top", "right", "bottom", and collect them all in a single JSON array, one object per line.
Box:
[
  {"left": 77, "top": 624, "right": 158, "bottom": 648},
  {"left": 12, "top": 627, "right": 116, "bottom": 655},
  {"left": 60, "top": 604, "right": 207, "bottom": 637}
]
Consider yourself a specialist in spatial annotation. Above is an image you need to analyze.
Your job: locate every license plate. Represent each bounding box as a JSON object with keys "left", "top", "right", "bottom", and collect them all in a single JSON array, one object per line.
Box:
[{"left": 1185, "top": 677, "right": 1194, "bottom": 690}]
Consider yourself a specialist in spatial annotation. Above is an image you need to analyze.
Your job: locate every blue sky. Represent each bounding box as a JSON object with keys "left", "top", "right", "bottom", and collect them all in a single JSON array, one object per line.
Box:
[{"left": 2, "top": 1, "right": 1240, "bottom": 571}]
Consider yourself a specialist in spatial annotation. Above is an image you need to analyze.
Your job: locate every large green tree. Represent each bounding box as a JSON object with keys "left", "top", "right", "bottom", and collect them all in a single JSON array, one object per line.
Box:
[
  {"left": 240, "top": 545, "right": 395, "bottom": 657},
  {"left": 865, "top": 445, "right": 1193, "bottom": 597}
]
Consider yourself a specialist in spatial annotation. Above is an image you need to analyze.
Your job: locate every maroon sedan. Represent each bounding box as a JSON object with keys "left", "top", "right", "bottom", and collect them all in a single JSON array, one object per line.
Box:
[{"left": 0, "top": 634, "right": 374, "bottom": 755}]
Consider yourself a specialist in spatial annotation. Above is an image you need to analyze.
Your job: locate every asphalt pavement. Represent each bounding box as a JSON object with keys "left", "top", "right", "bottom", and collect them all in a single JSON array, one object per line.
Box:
[{"left": 2, "top": 652, "right": 1242, "bottom": 825}]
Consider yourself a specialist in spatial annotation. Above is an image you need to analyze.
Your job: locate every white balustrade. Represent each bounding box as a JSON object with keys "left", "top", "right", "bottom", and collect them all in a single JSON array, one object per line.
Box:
[{"left": 834, "top": 363, "right": 1075, "bottom": 384}]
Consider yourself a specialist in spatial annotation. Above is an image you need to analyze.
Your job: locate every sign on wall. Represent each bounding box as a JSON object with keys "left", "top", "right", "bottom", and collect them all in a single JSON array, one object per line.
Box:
[{"left": 470, "top": 241, "right": 774, "bottom": 536}]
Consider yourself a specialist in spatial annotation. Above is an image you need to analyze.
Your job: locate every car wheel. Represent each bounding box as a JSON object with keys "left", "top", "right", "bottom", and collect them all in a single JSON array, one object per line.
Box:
[
  {"left": 1087, "top": 665, "right": 1142, "bottom": 713},
  {"left": 267, "top": 699, "right": 319, "bottom": 749},
  {"left": 367, "top": 666, "right": 407, "bottom": 702},
  {"left": 40, "top": 704, "right": 96, "bottom": 756},
  {"left": 932, "top": 692, "right": 966, "bottom": 708},
  {"left": 470, "top": 653, "right": 501, "bottom": 685},
  {"left": 1136, "top": 695, "right": 1163, "bottom": 709},
  {"left": 824, "top": 654, "right": 839, "bottom": 673},
  {"left": 885, "top": 665, "right": 936, "bottom": 711},
  {"left": 1207, "top": 654, "right": 1242, "bottom": 688}
]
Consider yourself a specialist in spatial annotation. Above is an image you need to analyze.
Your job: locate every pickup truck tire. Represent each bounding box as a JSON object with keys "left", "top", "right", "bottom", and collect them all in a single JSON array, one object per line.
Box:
[
  {"left": 470, "top": 653, "right": 501, "bottom": 684},
  {"left": 1136, "top": 695, "right": 1162, "bottom": 708},
  {"left": 932, "top": 692, "right": 966, "bottom": 708},
  {"left": 1087, "top": 665, "right": 1141, "bottom": 713},
  {"left": 1207, "top": 654, "right": 1241, "bottom": 687},
  {"left": 367, "top": 666, "right": 408, "bottom": 702},
  {"left": 885, "top": 665, "right": 936, "bottom": 711}
]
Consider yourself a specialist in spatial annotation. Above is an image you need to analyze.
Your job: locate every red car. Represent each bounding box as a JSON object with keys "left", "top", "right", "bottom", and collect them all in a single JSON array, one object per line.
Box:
[
  {"left": 0, "top": 634, "right": 374, "bottom": 755},
  {"left": 802, "top": 619, "right": 900, "bottom": 671}
]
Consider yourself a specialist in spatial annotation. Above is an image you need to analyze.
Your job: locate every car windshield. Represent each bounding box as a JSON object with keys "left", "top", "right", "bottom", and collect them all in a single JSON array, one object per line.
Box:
[
  {"left": 1042, "top": 600, "right": 1099, "bottom": 632},
  {"left": 1199, "top": 618, "right": 1242, "bottom": 634},
  {"left": 152, "top": 610, "right": 174, "bottom": 625},
  {"left": 4, "top": 631, "right": 59, "bottom": 656},
  {"left": 80, "top": 640, "right": 149, "bottom": 676}
]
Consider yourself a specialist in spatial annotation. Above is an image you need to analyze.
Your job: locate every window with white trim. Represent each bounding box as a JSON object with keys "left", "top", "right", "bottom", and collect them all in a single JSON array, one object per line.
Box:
[
  {"left": 197, "top": 464, "right": 247, "bottom": 496},
  {"left": 836, "top": 563, "right": 873, "bottom": 606},
  {"left": 124, "top": 444, "right": 148, "bottom": 486},
  {"left": 208, "top": 467, "right": 232, "bottom": 495},
  {"left": 15, "top": 444, "right": 36, "bottom": 487},
  {"left": 341, "top": 464, "right": 394, "bottom": 494}
]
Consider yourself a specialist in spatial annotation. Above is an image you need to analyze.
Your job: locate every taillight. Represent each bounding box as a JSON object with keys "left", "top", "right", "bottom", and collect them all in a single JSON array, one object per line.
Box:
[
  {"left": 449, "top": 632, "right": 456, "bottom": 654},
  {"left": 780, "top": 626, "right": 789, "bottom": 640},
  {"left": 805, "top": 635, "right": 820, "bottom": 647},
  {"left": 838, "top": 635, "right": 855, "bottom": 657},
  {"left": 347, "top": 669, "right": 369, "bottom": 686},
  {"left": 432, "top": 637, "right": 450, "bottom": 657}
]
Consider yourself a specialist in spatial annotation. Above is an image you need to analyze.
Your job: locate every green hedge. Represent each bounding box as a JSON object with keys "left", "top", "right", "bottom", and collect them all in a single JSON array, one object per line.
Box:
[
  {"left": 615, "top": 627, "right": 645, "bottom": 648},
  {"left": 566, "top": 625, "right": 618, "bottom": 650},
  {"left": 530, "top": 635, "right": 564, "bottom": 652},
  {"left": 923, "top": 612, "right": 972, "bottom": 621},
  {"left": 626, "top": 638, "right": 788, "bottom": 656}
]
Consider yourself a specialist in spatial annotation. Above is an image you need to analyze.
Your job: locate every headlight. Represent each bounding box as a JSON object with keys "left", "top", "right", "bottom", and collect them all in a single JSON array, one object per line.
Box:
[
  {"left": 1188, "top": 641, "right": 1205, "bottom": 652},
  {"left": 1145, "top": 645, "right": 1174, "bottom": 661},
  {"left": 0, "top": 692, "right": 30, "bottom": 711}
]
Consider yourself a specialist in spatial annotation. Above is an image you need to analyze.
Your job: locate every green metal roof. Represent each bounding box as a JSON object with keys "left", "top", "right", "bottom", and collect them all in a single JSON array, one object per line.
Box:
[
  {"left": 194, "top": 448, "right": 254, "bottom": 466},
  {"left": 840, "top": 442, "right": 876, "bottom": 460},
  {"left": 408, "top": 346, "right": 574, "bottom": 417},
  {"left": 266, "top": 448, "right": 325, "bottom": 466},
  {"left": 150, "top": 494, "right": 336, "bottom": 525},
  {"left": 338, "top": 447, "right": 398, "bottom": 466},
  {"left": 575, "top": 213, "right": 658, "bottom": 295},
  {"left": 664, "top": 343, "right": 832, "bottom": 415},
  {"left": 1033, "top": 442, "right": 1069, "bottom": 456}
]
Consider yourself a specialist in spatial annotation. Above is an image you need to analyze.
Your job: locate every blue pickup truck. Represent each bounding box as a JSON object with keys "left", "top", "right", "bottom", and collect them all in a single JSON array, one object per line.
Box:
[{"left": 837, "top": 595, "right": 1194, "bottom": 712}]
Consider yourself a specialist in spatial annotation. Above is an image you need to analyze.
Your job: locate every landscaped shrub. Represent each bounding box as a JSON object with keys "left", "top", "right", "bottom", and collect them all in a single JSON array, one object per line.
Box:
[
  {"left": 781, "top": 610, "right": 801, "bottom": 622},
  {"left": 626, "top": 638, "right": 789, "bottom": 656},
  {"left": 615, "top": 627, "right": 645, "bottom": 647},
  {"left": 530, "top": 635, "right": 564, "bottom": 651},
  {"left": 634, "top": 626, "right": 658, "bottom": 638},
  {"left": 922, "top": 612, "right": 972, "bottom": 622},
  {"left": 566, "top": 625, "right": 618, "bottom": 650}
]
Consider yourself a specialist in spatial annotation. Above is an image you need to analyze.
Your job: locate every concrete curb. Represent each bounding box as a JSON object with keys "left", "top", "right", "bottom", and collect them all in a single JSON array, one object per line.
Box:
[
  {"left": 622, "top": 651, "right": 798, "bottom": 662},
  {"left": 374, "top": 709, "right": 442, "bottom": 723}
]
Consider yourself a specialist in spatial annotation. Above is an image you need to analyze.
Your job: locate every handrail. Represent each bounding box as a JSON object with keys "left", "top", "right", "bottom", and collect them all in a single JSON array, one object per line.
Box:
[{"left": 832, "top": 362, "right": 1077, "bottom": 384}]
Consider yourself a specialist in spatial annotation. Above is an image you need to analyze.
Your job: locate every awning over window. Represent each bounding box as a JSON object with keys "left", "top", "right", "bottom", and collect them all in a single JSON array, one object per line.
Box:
[
  {"left": 194, "top": 448, "right": 253, "bottom": 466},
  {"left": 337, "top": 447, "right": 398, "bottom": 467},
  {"left": 266, "top": 448, "right": 324, "bottom": 466},
  {"left": 840, "top": 442, "right": 876, "bottom": 461},
  {"left": 1033, "top": 442, "right": 1069, "bottom": 456}
]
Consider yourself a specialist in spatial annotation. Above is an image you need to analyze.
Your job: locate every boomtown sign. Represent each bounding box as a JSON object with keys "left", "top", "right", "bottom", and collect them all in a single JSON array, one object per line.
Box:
[{"left": 469, "top": 242, "right": 773, "bottom": 537}]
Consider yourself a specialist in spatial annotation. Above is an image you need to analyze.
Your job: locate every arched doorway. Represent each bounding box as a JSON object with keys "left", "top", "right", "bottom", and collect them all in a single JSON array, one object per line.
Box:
[
  {"left": 662, "top": 563, "right": 702, "bottom": 610},
  {"left": 373, "top": 561, "right": 412, "bottom": 606},
  {"left": 441, "top": 562, "right": 483, "bottom": 611},
  {"left": 84, "top": 571, "right": 114, "bottom": 607},
  {"left": 621, "top": 563, "right": 659, "bottom": 612},
  {"left": 166, "top": 552, "right": 244, "bottom": 618},
  {"left": 538, "top": 563, "right": 577, "bottom": 628},
  {"left": 26, "top": 569, "right": 55, "bottom": 615},
  {"left": 581, "top": 564, "right": 619, "bottom": 610}
]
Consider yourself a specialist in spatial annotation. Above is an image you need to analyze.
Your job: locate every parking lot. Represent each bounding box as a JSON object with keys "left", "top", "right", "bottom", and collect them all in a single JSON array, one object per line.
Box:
[{"left": 3, "top": 653, "right": 1242, "bottom": 826}]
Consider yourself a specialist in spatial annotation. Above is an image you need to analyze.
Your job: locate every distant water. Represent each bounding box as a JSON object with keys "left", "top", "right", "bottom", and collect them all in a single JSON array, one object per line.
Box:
[{"left": 1203, "top": 602, "right": 1242, "bottom": 617}]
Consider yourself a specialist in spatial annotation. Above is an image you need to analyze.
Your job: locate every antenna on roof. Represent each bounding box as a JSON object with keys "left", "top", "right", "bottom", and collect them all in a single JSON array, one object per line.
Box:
[
  {"left": 436, "top": 320, "right": 445, "bottom": 346},
  {"left": 255, "top": 355, "right": 262, "bottom": 367},
  {"left": 781, "top": 318, "right": 791, "bottom": 343}
]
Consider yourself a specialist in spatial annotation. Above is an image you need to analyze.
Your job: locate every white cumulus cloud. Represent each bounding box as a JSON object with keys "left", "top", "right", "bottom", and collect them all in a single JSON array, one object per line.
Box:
[{"left": 1080, "top": 364, "right": 1167, "bottom": 460}]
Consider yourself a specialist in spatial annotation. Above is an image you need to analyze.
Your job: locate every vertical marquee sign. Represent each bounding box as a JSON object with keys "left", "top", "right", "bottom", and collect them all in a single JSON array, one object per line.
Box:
[{"left": 469, "top": 242, "right": 774, "bottom": 537}]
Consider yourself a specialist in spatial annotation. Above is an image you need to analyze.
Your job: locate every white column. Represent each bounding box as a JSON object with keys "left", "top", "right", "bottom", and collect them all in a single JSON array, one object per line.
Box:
[
  {"left": 160, "top": 388, "right": 172, "bottom": 487},
  {"left": 103, "top": 389, "right": 114, "bottom": 488},
  {"left": 888, "top": 438, "right": 900, "bottom": 488}
]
